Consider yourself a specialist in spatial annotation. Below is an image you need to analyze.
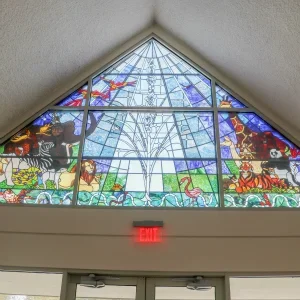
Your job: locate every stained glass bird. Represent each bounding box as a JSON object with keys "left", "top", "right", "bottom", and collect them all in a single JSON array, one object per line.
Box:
[
  {"left": 100, "top": 76, "right": 136, "bottom": 91},
  {"left": 91, "top": 90, "right": 110, "bottom": 100},
  {"left": 65, "top": 88, "right": 87, "bottom": 106},
  {"left": 91, "top": 77, "right": 136, "bottom": 104},
  {"left": 180, "top": 176, "right": 203, "bottom": 200}
]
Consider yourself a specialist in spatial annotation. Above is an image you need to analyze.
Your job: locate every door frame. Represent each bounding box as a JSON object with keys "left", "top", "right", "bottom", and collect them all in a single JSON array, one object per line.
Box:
[
  {"left": 63, "top": 274, "right": 146, "bottom": 300},
  {"left": 63, "top": 273, "right": 225, "bottom": 300},
  {"left": 146, "top": 277, "right": 225, "bottom": 300}
]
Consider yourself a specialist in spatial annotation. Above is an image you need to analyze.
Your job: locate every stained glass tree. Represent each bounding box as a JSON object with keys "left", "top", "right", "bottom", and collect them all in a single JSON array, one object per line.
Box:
[{"left": 80, "top": 40, "right": 217, "bottom": 207}]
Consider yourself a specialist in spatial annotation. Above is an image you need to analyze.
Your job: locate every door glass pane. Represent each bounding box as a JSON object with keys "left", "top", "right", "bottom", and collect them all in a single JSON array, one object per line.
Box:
[
  {"left": 230, "top": 277, "right": 300, "bottom": 300},
  {"left": 0, "top": 271, "right": 62, "bottom": 300},
  {"left": 76, "top": 284, "right": 136, "bottom": 300},
  {"left": 155, "top": 286, "right": 215, "bottom": 300}
]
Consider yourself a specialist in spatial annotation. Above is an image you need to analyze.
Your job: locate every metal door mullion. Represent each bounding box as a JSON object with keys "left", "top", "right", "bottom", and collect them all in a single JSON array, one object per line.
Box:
[
  {"left": 61, "top": 273, "right": 77, "bottom": 300},
  {"left": 224, "top": 275, "right": 231, "bottom": 300},
  {"left": 136, "top": 277, "right": 146, "bottom": 300},
  {"left": 215, "top": 278, "right": 225, "bottom": 300},
  {"left": 145, "top": 278, "right": 156, "bottom": 300}
]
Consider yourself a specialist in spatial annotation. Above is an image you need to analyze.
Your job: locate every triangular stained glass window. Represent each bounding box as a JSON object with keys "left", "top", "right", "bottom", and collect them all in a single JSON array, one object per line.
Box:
[{"left": 0, "top": 37, "right": 299, "bottom": 207}]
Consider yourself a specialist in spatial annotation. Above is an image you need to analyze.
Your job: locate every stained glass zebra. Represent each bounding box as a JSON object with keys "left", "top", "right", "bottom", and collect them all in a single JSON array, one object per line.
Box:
[
  {"left": 3, "top": 141, "right": 59, "bottom": 188},
  {"left": 18, "top": 141, "right": 55, "bottom": 171}
]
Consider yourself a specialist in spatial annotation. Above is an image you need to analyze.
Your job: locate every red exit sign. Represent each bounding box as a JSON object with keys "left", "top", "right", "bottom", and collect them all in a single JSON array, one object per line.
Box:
[
  {"left": 137, "top": 227, "right": 162, "bottom": 243},
  {"left": 133, "top": 221, "right": 163, "bottom": 243}
]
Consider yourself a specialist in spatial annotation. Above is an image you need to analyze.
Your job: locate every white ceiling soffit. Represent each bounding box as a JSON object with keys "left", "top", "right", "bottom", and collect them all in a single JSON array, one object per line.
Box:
[
  {"left": 155, "top": 0, "right": 300, "bottom": 141},
  {"left": 0, "top": 0, "right": 155, "bottom": 139},
  {"left": 1, "top": 0, "right": 300, "bottom": 142}
]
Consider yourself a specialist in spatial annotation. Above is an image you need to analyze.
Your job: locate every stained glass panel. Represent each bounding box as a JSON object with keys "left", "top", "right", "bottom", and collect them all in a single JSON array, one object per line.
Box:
[
  {"left": 90, "top": 40, "right": 211, "bottom": 107},
  {"left": 222, "top": 160, "right": 300, "bottom": 207},
  {"left": 56, "top": 84, "right": 88, "bottom": 106},
  {"left": 219, "top": 112, "right": 300, "bottom": 207},
  {"left": 90, "top": 75, "right": 211, "bottom": 107},
  {"left": 83, "top": 111, "right": 216, "bottom": 159},
  {"left": 219, "top": 112, "right": 300, "bottom": 160},
  {"left": 216, "top": 84, "right": 246, "bottom": 108},
  {"left": 77, "top": 159, "right": 218, "bottom": 207},
  {"left": 0, "top": 111, "right": 86, "bottom": 204},
  {"left": 102, "top": 39, "right": 207, "bottom": 75},
  {"left": 1, "top": 37, "right": 299, "bottom": 208}
]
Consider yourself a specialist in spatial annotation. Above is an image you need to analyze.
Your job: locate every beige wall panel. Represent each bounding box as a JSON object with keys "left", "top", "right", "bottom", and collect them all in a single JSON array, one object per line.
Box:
[
  {"left": 0, "top": 233, "right": 300, "bottom": 272},
  {"left": 1, "top": 207, "right": 299, "bottom": 272},
  {"left": 0, "top": 207, "right": 299, "bottom": 237}
]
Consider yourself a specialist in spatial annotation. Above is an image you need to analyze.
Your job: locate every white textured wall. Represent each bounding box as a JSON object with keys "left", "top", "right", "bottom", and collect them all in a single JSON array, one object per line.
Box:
[
  {"left": 155, "top": 0, "right": 300, "bottom": 141},
  {"left": 0, "top": 0, "right": 154, "bottom": 138}
]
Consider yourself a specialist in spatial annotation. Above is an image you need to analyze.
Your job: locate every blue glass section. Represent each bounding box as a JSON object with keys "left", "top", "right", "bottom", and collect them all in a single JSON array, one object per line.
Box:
[
  {"left": 56, "top": 84, "right": 88, "bottom": 107},
  {"left": 84, "top": 112, "right": 216, "bottom": 159},
  {"left": 216, "top": 84, "right": 246, "bottom": 108},
  {"left": 90, "top": 39, "right": 212, "bottom": 107}
]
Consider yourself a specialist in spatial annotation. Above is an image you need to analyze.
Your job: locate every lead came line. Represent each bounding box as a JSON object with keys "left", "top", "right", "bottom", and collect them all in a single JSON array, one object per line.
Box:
[
  {"left": 212, "top": 79, "right": 225, "bottom": 207},
  {"left": 71, "top": 78, "right": 92, "bottom": 205}
]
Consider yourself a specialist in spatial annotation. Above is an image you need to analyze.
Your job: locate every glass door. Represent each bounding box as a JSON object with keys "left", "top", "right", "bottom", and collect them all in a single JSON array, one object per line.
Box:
[
  {"left": 0, "top": 271, "right": 62, "bottom": 300},
  {"left": 66, "top": 274, "right": 145, "bottom": 300},
  {"left": 146, "top": 277, "right": 225, "bottom": 300},
  {"left": 65, "top": 275, "right": 224, "bottom": 300}
]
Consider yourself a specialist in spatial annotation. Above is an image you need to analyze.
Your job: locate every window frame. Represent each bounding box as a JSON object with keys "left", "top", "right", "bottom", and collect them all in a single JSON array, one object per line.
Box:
[{"left": 0, "top": 34, "right": 299, "bottom": 209}]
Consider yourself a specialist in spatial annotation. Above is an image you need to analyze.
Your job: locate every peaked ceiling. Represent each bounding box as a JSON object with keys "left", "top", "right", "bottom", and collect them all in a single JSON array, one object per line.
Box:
[{"left": 1, "top": 0, "right": 300, "bottom": 141}]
